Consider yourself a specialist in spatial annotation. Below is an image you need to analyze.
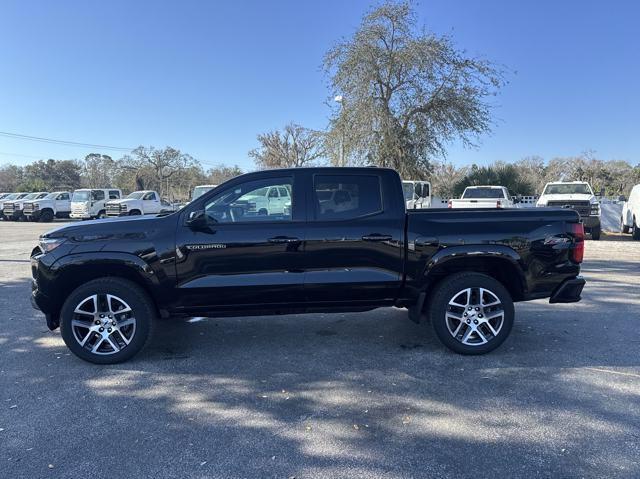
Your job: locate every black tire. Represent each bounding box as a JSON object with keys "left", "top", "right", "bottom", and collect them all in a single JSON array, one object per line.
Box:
[
  {"left": 258, "top": 208, "right": 268, "bottom": 216},
  {"left": 39, "top": 209, "right": 54, "bottom": 222},
  {"left": 428, "top": 272, "right": 514, "bottom": 355},
  {"left": 591, "top": 225, "right": 601, "bottom": 240},
  {"left": 129, "top": 210, "right": 142, "bottom": 215},
  {"left": 59, "top": 277, "right": 155, "bottom": 364},
  {"left": 97, "top": 210, "right": 107, "bottom": 219},
  {"left": 621, "top": 217, "right": 630, "bottom": 234},
  {"left": 633, "top": 218, "right": 640, "bottom": 241}
]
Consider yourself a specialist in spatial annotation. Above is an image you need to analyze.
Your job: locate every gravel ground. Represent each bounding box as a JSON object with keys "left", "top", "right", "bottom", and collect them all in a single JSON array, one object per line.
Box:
[{"left": 1, "top": 221, "right": 639, "bottom": 479}]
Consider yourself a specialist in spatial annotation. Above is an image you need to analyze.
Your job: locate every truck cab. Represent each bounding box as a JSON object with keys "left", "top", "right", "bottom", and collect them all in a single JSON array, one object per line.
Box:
[
  {"left": 621, "top": 184, "right": 640, "bottom": 239},
  {"left": 537, "top": 181, "right": 601, "bottom": 239},
  {"left": 191, "top": 185, "right": 218, "bottom": 202},
  {"left": 70, "top": 189, "right": 122, "bottom": 220},
  {"left": 402, "top": 180, "right": 431, "bottom": 209}
]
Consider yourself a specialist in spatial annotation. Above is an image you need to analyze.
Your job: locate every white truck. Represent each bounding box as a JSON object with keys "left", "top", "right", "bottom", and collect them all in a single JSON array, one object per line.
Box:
[
  {"left": 105, "top": 190, "right": 175, "bottom": 217},
  {"left": 621, "top": 183, "right": 640, "bottom": 240},
  {"left": 536, "top": 181, "right": 601, "bottom": 240},
  {"left": 191, "top": 184, "right": 218, "bottom": 202},
  {"left": 402, "top": 180, "right": 431, "bottom": 209},
  {"left": 23, "top": 191, "right": 72, "bottom": 222},
  {"left": 70, "top": 188, "right": 122, "bottom": 220},
  {"left": 3, "top": 192, "right": 49, "bottom": 220},
  {"left": 237, "top": 184, "right": 291, "bottom": 216},
  {"left": 449, "top": 186, "right": 517, "bottom": 209}
]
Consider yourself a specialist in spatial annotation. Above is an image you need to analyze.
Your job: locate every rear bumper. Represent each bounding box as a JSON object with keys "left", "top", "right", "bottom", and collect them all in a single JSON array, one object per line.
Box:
[{"left": 549, "top": 276, "right": 585, "bottom": 303}]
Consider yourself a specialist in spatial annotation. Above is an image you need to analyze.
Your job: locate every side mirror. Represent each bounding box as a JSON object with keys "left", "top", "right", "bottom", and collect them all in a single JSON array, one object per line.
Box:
[
  {"left": 514, "top": 195, "right": 521, "bottom": 204},
  {"left": 186, "top": 209, "right": 208, "bottom": 230},
  {"left": 619, "top": 195, "right": 627, "bottom": 202}
]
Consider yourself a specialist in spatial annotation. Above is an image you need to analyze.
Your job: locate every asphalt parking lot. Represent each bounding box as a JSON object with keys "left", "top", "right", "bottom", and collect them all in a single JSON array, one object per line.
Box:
[{"left": 1, "top": 221, "right": 639, "bottom": 479}]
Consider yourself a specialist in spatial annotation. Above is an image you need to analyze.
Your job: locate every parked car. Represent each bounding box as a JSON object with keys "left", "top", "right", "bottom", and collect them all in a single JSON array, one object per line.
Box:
[
  {"left": 31, "top": 167, "right": 586, "bottom": 364},
  {"left": 3, "top": 192, "right": 49, "bottom": 220},
  {"left": 402, "top": 180, "right": 431, "bottom": 209},
  {"left": 621, "top": 184, "right": 640, "bottom": 240},
  {"left": 191, "top": 184, "right": 218, "bottom": 202},
  {"left": 449, "top": 186, "right": 517, "bottom": 209},
  {"left": 70, "top": 189, "right": 122, "bottom": 220},
  {"left": 23, "top": 191, "right": 71, "bottom": 222},
  {"left": 536, "top": 181, "right": 601, "bottom": 240},
  {"left": 105, "top": 190, "right": 175, "bottom": 217}
]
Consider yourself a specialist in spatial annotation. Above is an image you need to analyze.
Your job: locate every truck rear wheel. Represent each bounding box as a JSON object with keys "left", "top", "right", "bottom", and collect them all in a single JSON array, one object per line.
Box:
[
  {"left": 428, "top": 273, "right": 514, "bottom": 355},
  {"left": 633, "top": 218, "right": 640, "bottom": 241},
  {"left": 59, "top": 278, "right": 155, "bottom": 364},
  {"left": 621, "top": 217, "right": 630, "bottom": 234},
  {"left": 591, "top": 225, "right": 601, "bottom": 240}
]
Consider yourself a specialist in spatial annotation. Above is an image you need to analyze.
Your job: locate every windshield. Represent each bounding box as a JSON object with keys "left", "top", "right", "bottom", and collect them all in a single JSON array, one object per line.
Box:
[
  {"left": 34, "top": 193, "right": 48, "bottom": 199},
  {"left": 43, "top": 192, "right": 58, "bottom": 199},
  {"left": 4, "top": 193, "right": 19, "bottom": 200},
  {"left": 192, "top": 186, "right": 215, "bottom": 201},
  {"left": 243, "top": 187, "right": 268, "bottom": 197},
  {"left": 21, "top": 193, "right": 39, "bottom": 200},
  {"left": 72, "top": 191, "right": 90, "bottom": 202},
  {"left": 126, "top": 192, "right": 145, "bottom": 199},
  {"left": 543, "top": 183, "right": 593, "bottom": 195},
  {"left": 463, "top": 188, "right": 505, "bottom": 199}
]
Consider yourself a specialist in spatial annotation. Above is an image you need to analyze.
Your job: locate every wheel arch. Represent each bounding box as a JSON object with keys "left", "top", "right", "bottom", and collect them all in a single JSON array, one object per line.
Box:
[{"left": 420, "top": 247, "right": 527, "bottom": 302}]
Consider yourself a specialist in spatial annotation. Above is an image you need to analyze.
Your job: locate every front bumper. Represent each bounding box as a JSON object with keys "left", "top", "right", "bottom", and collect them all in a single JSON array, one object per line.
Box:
[
  {"left": 70, "top": 212, "right": 91, "bottom": 219},
  {"left": 549, "top": 276, "right": 585, "bottom": 303}
]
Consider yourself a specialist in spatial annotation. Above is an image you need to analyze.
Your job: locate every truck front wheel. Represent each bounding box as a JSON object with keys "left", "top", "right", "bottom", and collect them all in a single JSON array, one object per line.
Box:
[
  {"left": 39, "top": 209, "right": 54, "bottom": 222},
  {"left": 428, "top": 273, "right": 514, "bottom": 355},
  {"left": 590, "top": 225, "right": 601, "bottom": 240},
  {"left": 633, "top": 218, "right": 640, "bottom": 241},
  {"left": 59, "top": 278, "right": 155, "bottom": 364}
]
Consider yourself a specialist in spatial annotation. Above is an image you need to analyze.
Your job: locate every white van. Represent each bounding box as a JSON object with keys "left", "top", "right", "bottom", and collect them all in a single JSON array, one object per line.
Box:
[
  {"left": 621, "top": 184, "right": 640, "bottom": 240},
  {"left": 402, "top": 180, "right": 431, "bottom": 209},
  {"left": 70, "top": 188, "right": 122, "bottom": 220}
]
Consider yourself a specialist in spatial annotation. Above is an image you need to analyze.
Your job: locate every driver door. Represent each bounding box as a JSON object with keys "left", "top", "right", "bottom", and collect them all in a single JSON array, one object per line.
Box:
[{"left": 174, "top": 173, "right": 306, "bottom": 312}]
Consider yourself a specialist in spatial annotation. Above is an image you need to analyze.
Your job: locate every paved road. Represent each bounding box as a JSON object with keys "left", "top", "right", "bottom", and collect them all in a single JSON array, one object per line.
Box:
[{"left": 1, "top": 221, "right": 639, "bottom": 478}]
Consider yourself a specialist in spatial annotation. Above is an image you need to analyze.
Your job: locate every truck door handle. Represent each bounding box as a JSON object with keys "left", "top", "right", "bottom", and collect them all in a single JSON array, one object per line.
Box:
[
  {"left": 362, "top": 234, "right": 392, "bottom": 242},
  {"left": 268, "top": 236, "right": 300, "bottom": 244}
]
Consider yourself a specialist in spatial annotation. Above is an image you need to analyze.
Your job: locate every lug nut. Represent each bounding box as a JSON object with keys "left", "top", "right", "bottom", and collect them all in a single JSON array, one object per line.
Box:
[
  {"left": 112, "top": 321, "right": 117, "bottom": 326},
  {"left": 99, "top": 327, "right": 104, "bottom": 332},
  {"left": 107, "top": 328, "right": 112, "bottom": 333},
  {"left": 108, "top": 315, "right": 112, "bottom": 319},
  {"left": 463, "top": 313, "right": 468, "bottom": 317},
  {"left": 95, "top": 320, "right": 100, "bottom": 325},
  {"left": 474, "top": 320, "right": 479, "bottom": 325},
  {"left": 466, "top": 319, "right": 471, "bottom": 324},
  {"left": 475, "top": 307, "right": 480, "bottom": 311},
  {"left": 100, "top": 314, "right": 104, "bottom": 318},
  {"left": 468, "top": 307, "right": 472, "bottom": 311},
  {"left": 478, "top": 314, "right": 483, "bottom": 318}
]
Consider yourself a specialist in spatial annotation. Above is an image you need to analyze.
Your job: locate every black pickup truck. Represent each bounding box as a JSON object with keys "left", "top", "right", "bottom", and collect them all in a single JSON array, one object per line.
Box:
[{"left": 31, "top": 167, "right": 586, "bottom": 363}]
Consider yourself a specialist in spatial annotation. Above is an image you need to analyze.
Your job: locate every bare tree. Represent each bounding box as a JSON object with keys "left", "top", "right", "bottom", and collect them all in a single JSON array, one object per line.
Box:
[
  {"left": 207, "top": 164, "right": 243, "bottom": 184},
  {"left": 249, "top": 123, "right": 326, "bottom": 169},
  {"left": 324, "top": 1, "right": 505, "bottom": 178}
]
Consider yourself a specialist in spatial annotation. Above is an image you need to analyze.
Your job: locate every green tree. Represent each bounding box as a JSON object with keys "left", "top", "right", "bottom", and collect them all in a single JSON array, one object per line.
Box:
[{"left": 324, "top": 1, "right": 505, "bottom": 178}]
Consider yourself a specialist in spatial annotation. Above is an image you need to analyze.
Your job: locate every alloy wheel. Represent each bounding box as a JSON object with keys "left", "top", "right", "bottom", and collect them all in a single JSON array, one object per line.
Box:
[{"left": 445, "top": 287, "right": 505, "bottom": 346}]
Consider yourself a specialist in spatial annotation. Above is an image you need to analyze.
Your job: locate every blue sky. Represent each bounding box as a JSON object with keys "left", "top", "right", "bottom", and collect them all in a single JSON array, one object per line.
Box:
[{"left": 1, "top": 0, "right": 638, "bottom": 170}]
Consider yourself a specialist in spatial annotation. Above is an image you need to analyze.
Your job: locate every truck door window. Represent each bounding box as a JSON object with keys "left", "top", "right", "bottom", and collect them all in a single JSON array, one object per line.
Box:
[
  {"left": 58, "top": 193, "right": 70, "bottom": 200},
  {"left": 313, "top": 175, "right": 382, "bottom": 220},
  {"left": 143, "top": 192, "right": 155, "bottom": 200},
  {"left": 204, "top": 177, "right": 293, "bottom": 223},
  {"left": 92, "top": 190, "right": 105, "bottom": 201},
  {"left": 109, "top": 190, "right": 120, "bottom": 199}
]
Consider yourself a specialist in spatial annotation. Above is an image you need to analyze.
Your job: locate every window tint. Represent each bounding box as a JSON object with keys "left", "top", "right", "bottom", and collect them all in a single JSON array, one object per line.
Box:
[
  {"left": 462, "top": 188, "right": 504, "bottom": 199},
  {"left": 58, "top": 193, "right": 70, "bottom": 200},
  {"left": 204, "top": 177, "right": 293, "bottom": 223},
  {"left": 313, "top": 175, "right": 382, "bottom": 220},
  {"left": 143, "top": 192, "right": 155, "bottom": 201},
  {"left": 109, "top": 190, "right": 120, "bottom": 199},
  {"left": 92, "top": 190, "right": 105, "bottom": 201},
  {"left": 278, "top": 187, "right": 289, "bottom": 197}
]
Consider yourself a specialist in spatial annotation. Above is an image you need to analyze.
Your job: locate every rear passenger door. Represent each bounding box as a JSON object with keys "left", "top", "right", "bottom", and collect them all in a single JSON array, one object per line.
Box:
[{"left": 302, "top": 172, "right": 405, "bottom": 305}]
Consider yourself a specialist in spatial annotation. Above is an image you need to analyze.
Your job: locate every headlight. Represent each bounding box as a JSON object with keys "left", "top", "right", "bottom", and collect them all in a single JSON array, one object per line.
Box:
[
  {"left": 120, "top": 204, "right": 127, "bottom": 210},
  {"left": 39, "top": 237, "right": 65, "bottom": 253},
  {"left": 33, "top": 203, "right": 40, "bottom": 209},
  {"left": 590, "top": 203, "right": 601, "bottom": 216}
]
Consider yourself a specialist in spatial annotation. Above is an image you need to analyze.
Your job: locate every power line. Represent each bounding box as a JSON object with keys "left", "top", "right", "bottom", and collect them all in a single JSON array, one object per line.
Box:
[{"left": 0, "top": 130, "right": 134, "bottom": 152}]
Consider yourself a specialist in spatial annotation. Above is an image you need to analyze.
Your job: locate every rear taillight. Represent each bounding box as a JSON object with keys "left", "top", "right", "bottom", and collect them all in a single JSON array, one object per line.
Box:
[
  {"left": 447, "top": 199, "right": 452, "bottom": 208},
  {"left": 496, "top": 200, "right": 502, "bottom": 208},
  {"left": 570, "top": 223, "right": 584, "bottom": 263}
]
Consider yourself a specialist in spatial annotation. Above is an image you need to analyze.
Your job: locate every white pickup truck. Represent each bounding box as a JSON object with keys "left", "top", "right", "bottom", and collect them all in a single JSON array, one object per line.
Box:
[
  {"left": 23, "top": 191, "right": 72, "bottom": 222},
  {"left": 70, "top": 188, "right": 123, "bottom": 220},
  {"left": 191, "top": 184, "right": 218, "bottom": 202},
  {"left": 105, "top": 190, "right": 175, "bottom": 217},
  {"left": 449, "top": 186, "right": 517, "bottom": 209},
  {"left": 3, "top": 192, "right": 49, "bottom": 220},
  {"left": 536, "top": 181, "right": 601, "bottom": 240},
  {"left": 621, "top": 183, "right": 640, "bottom": 240}
]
